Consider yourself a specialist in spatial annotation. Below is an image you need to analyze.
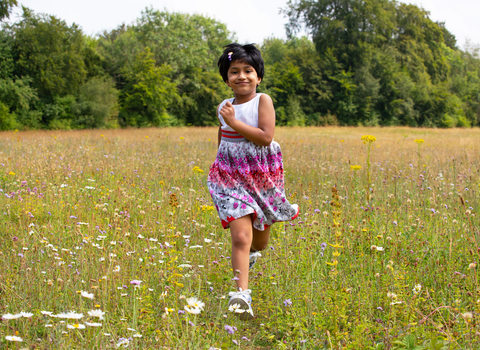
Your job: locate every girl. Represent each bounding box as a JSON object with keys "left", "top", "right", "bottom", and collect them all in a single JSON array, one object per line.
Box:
[{"left": 207, "top": 43, "right": 299, "bottom": 320}]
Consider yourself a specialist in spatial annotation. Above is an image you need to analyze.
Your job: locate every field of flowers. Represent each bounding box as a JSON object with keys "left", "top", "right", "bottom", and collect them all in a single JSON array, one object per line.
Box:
[{"left": 0, "top": 127, "right": 479, "bottom": 349}]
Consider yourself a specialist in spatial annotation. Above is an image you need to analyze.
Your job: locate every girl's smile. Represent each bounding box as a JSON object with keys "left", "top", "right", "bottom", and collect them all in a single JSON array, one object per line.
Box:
[{"left": 226, "top": 60, "right": 261, "bottom": 101}]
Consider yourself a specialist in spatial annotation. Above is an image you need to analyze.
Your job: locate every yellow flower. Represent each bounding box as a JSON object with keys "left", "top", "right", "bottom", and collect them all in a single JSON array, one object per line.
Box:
[
  {"left": 350, "top": 165, "right": 361, "bottom": 171},
  {"left": 180, "top": 137, "right": 184, "bottom": 140},
  {"left": 8, "top": 171, "right": 15, "bottom": 176},
  {"left": 361, "top": 135, "right": 376, "bottom": 144},
  {"left": 192, "top": 166, "right": 204, "bottom": 174},
  {"left": 414, "top": 139, "right": 424, "bottom": 144}
]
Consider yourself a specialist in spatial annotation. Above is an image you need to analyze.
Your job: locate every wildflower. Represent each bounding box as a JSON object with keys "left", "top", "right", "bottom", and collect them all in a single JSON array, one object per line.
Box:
[
  {"left": 225, "top": 325, "right": 237, "bottom": 334},
  {"left": 361, "top": 135, "right": 376, "bottom": 144},
  {"left": 132, "top": 333, "right": 142, "bottom": 338},
  {"left": 20, "top": 311, "right": 33, "bottom": 318},
  {"left": 462, "top": 312, "right": 473, "bottom": 319},
  {"left": 80, "top": 291, "right": 94, "bottom": 299},
  {"left": 130, "top": 280, "right": 142, "bottom": 286},
  {"left": 5, "top": 335, "right": 23, "bottom": 341},
  {"left": 67, "top": 323, "right": 86, "bottom": 329},
  {"left": 184, "top": 305, "right": 202, "bottom": 314},
  {"left": 54, "top": 312, "right": 84, "bottom": 319},
  {"left": 186, "top": 297, "right": 205, "bottom": 310},
  {"left": 88, "top": 309, "right": 105, "bottom": 320},
  {"left": 164, "top": 307, "right": 174, "bottom": 315},
  {"left": 414, "top": 139, "right": 424, "bottom": 144},
  {"left": 412, "top": 284, "right": 422, "bottom": 295},
  {"left": 469, "top": 263, "right": 476, "bottom": 270},
  {"left": 350, "top": 165, "right": 361, "bottom": 171},
  {"left": 192, "top": 166, "right": 204, "bottom": 174},
  {"left": 283, "top": 299, "right": 292, "bottom": 306},
  {"left": 113, "top": 265, "right": 121, "bottom": 272},
  {"left": 228, "top": 303, "right": 245, "bottom": 314},
  {"left": 2, "top": 313, "right": 22, "bottom": 320},
  {"left": 41, "top": 311, "right": 53, "bottom": 316},
  {"left": 116, "top": 338, "right": 130, "bottom": 347}
]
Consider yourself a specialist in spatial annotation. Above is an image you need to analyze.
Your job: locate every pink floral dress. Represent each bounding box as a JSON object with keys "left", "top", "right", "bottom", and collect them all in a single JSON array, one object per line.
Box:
[{"left": 207, "top": 94, "right": 299, "bottom": 230}]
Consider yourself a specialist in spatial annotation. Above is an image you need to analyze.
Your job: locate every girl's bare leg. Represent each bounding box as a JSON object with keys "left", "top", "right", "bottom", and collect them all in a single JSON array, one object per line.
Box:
[
  {"left": 251, "top": 226, "right": 271, "bottom": 252},
  {"left": 229, "top": 216, "right": 253, "bottom": 291}
]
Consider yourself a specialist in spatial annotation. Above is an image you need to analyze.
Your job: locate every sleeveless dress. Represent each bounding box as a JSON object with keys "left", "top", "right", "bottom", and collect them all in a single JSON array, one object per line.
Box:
[{"left": 207, "top": 93, "right": 299, "bottom": 231}]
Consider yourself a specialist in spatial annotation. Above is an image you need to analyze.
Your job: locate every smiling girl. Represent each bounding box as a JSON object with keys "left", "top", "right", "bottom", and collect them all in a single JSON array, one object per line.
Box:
[{"left": 207, "top": 43, "right": 299, "bottom": 319}]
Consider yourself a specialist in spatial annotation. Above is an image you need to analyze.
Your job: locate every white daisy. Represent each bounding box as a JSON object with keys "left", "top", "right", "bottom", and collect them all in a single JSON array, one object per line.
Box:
[
  {"left": 186, "top": 297, "right": 205, "bottom": 310},
  {"left": 184, "top": 305, "right": 202, "bottom": 314},
  {"left": 2, "top": 313, "right": 22, "bottom": 320},
  {"left": 67, "top": 324, "right": 86, "bottom": 329},
  {"left": 5, "top": 335, "right": 23, "bottom": 341},
  {"left": 85, "top": 322, "right": 102, "bottom": 327},
  {"left": 87, "top": 309, "right": 105, "bottom": 320},
  {"left": 55, "top": 312, "right": 84, "bottom": 319},
  {"left": 80, "top": 291, "right": 94, "bottom": 299}
]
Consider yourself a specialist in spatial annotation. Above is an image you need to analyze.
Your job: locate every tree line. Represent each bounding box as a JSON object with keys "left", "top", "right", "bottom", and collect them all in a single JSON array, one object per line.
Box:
[{"left": 0, "top": 0, "right": 479, "bottom": 130}]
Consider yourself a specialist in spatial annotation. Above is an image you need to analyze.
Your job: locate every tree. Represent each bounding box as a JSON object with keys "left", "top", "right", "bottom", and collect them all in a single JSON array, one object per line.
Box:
[
  {"left": 0, "top": 0, "right": 17, "bottom": 21},
  {"left": 119, "top": 48, "right": 178, "bottom": 127},
  {"left": 11, "top": 7, "right": 87, "bottom": 103},
  {"left": 98, "top": 8, "right": 233, "bottom": 126}
]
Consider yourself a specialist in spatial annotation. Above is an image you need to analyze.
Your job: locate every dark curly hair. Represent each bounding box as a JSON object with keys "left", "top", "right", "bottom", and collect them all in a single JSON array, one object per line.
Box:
[{"left": 218, "top": 43, "right": 265, "bottom": 82}]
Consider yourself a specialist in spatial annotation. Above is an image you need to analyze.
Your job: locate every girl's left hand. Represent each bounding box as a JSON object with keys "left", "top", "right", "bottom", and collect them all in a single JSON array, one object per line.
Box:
[{"left": 219, "top": 101, "right": 236, "bottom": 128}]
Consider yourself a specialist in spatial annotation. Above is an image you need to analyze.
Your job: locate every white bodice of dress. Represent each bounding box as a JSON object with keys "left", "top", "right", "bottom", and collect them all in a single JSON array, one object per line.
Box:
[{"left": 218, "top": 93, "right": 263, "bottom": 131}]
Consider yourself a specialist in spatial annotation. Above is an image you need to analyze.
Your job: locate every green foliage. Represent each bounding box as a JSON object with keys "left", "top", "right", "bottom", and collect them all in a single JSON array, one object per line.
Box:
[
  {"left": 72, "top": 76, "right": 118, "bottom": 129},
  {"left": 119, "top": 48, "right": 177, "bottom": 127},
  {"left": 2, "top": 3, "right": 480, "bottom": 129},
  {"left": 0, "top": 0, "right": 17, "bottom": 21},
  {"left": 98, "top": 8, "right": 232, "bottom": 126},
  {"left": 0, "top": 101, "right": 16, "bottom": 130},
  {"left": 393, "top": 334, "right": 424, "bottom": 350},
  {"left": 280, "top": 0, "right": 480, "bottom": 127},
  {"left": 11, "top": 7, "right": 87, "bottom": 103}
]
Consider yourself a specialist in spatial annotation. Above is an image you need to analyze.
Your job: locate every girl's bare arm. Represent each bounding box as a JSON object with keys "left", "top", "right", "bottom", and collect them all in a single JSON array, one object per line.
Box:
[{"left": 219, "top": 94, "right": 275, "bottom": 147}]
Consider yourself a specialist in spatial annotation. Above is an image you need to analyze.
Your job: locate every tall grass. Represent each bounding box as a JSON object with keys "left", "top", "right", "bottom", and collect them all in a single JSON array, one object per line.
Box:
[{"left": 0, "top": 127, "right": 479, "bottom": 349}]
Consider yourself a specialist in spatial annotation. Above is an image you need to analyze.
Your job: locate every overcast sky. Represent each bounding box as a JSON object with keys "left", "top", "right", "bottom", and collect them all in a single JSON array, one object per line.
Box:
[{"left": 12, "top": 0, "right": 480, "bottom": 50}]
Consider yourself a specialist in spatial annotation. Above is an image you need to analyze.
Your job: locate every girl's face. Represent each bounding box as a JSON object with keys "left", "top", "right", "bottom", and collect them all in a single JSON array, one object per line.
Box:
[{"left": 225, "top": 60, "right": 261, "bottom": 97}]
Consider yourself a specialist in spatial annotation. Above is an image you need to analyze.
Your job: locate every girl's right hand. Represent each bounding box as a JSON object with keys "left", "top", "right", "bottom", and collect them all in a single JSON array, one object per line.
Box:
[{"left": 219, "top": 101, "right": 236, "bottom": 128}]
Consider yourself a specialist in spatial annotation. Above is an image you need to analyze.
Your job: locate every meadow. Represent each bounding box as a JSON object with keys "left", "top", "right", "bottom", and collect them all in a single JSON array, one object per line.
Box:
[{"left": 0, "top": 126, "right": 479, "bottom": 349}]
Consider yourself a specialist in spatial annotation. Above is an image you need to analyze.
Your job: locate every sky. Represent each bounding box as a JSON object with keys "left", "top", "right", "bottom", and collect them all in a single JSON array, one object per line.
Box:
[{"left": 12, "top": 0, "right": 480, "bottom": 50}]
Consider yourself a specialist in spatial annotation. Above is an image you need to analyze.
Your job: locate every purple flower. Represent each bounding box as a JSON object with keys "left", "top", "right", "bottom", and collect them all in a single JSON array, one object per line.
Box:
[
  {"left": 320, "top": 242, "right": 327, "bottom": 249},
  {"left": 12, "top": 236, "right": 18, "bottom": 241},
  {"left": 232, "top": 340, "right": 239, "bottom": 345},
  {"left": 18, "top": 253, "right": 24, "bottom": 258},
  {"left": 130, "top": 280, "right": 142, "bottom": 286},
  {"left": 225, "top": 325, "right": 236, "bottom": 334},
  {"left": 242, "top": 336, "right": 250, "bottom": 341},
  {"left": 393, "top": 221, "right": 397, "bottom": 226},
  {"left": 178, "top": 310, "right": 185, "bottom": 314},
  {"left": 70, "top": 215, "right": 77, "bottom": 219},
  {"left": 283, "top": 298, "right": 292, "bottom": 306}
]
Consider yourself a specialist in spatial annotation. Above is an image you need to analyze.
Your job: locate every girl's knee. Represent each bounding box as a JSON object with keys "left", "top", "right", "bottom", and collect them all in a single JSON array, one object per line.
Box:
[{"left": 231, "top": 230, "right": 251, "bottom": 249}]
